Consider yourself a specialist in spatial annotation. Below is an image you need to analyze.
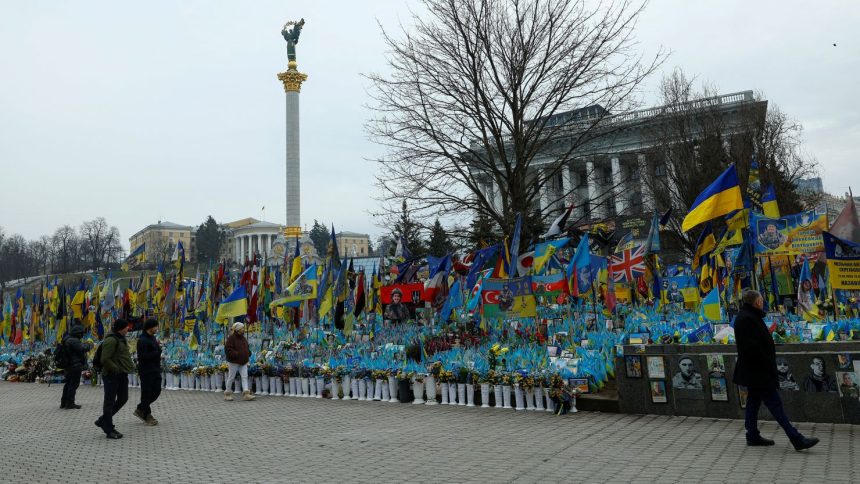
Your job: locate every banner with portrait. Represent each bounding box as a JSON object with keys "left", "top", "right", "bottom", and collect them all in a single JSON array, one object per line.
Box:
[
  {"left": 661, "top": 275, "right": 700, "bottom": 305},
  {"left": 823, "top": 231, "right": 860, "bottom": 290},
  {"left": 482, "top": 277, "right": 537, "bottom": 319},
  {"left": 750, "top": 207, "right": 827, "bottom": 256}
]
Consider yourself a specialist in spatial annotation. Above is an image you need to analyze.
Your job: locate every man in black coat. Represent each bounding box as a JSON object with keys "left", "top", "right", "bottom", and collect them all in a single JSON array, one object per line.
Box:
[
  {"left": 60, "top": 324, "right": 93, "bottom": 409},
  {"left": 733, "top": 290, "right": 818, "bottom": 451},
  {"left": 133, "top": 319, "right": 162, "bottom": 426}
]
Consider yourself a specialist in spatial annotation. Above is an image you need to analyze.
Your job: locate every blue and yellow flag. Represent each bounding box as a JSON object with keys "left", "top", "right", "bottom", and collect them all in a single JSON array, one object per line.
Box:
[
  {"left": 682, "top": 164, "right": 743, "bottom": 232},
  {"left": 215, "top": 286, "right": 248, "bottom": 325},
  {"left": 691, "top": 223, "right": 716, "bottom": 270},
  {"left": 699, "top": 288, "right": 722, "bottom": 321},
  {"left": 270, "top": 264, "right": 318, "bottom": 308},
  {"left": 762, "top": 183, "right": 780, "bottom": 218},
  {"left": 128, "top": 243, "right": 146, "bottom": 265}
]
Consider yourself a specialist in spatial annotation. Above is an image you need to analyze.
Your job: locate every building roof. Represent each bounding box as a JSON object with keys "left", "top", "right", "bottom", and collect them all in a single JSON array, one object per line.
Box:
[
  {"left": 336, "top": 231, "right": 370, "bottom": 238},
  {"left": 224, "top": 217, "right": 261, "bottom": 229},
  {"left": 130, "top": 221, "right": 194, "bottom": 240}
]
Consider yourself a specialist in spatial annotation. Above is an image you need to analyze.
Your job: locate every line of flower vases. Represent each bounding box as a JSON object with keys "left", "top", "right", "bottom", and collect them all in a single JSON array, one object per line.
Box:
[{"left": 88, "top": 372, "right": 574, "bottom": 411}]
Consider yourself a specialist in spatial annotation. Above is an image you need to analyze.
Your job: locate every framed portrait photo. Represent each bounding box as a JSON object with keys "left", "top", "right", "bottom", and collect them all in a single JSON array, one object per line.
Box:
[
  {"left": 709, "top": 377, "right": 728, "bottom": 401},
  {"left": 647, "top": 356, "right": 666, "bottom": 379},
  {"left": 625, "top": 355, "right": 643, "bottom": 379},
  {"left": 650, "top": 380, "right": 667, "bottom": 404},
  {"left": 569, "top": 378, "right": 589, "bottom": 394}
]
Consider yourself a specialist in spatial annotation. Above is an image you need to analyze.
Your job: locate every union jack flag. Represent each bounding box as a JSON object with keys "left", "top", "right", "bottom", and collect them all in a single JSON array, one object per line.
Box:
[{"left": 610, "top": 244, "right": 646, "bottom": 283}]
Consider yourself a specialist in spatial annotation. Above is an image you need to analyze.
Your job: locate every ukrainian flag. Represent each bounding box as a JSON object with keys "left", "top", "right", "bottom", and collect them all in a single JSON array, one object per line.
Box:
[
  {"left": 128, "top": 243, "right": 146, "bottom": 264},
  {"left": 762, "top": 183, "right": 780, "bottom": 218},
  {"left": 691, "top": 224, "right": 716, "bottom": 270},
  {"left": 215, "top": 286, "right": 248, "bottom": 325},
  {"left": 682, "top": 164, "right": 744, "bottom": 232},
  {"left": 699, "top": 288, "right": 722, "bottom": 321}
]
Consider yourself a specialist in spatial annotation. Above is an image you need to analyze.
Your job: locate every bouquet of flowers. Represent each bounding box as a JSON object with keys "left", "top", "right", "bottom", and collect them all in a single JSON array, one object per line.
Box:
[
  {"left": 218, "top": 363, "right": 229, "bottom": 373},
  {"left": 169, "top": 364, "right": 182, "bottom": 375},
  {"left": 437, "top": 369, "right": 456, "bottom": 384}
]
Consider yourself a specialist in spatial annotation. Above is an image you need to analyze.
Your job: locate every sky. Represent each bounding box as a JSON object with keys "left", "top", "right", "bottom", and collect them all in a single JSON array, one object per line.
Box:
[{"left": 1, "top": 1, "right": 858, "bottom": 249}]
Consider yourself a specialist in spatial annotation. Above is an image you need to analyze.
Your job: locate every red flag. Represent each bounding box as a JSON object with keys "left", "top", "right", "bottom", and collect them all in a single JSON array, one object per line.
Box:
[
  {"left": 246, "top": 256, "right": 260, "bottom": 324},
  {"left": 829, "top": 191, "right": 860, "bottom": 243},
  {"left": 353, "top": 272, "right": 366, "bottom": 317},
  {"left": 605, "top": 265, "right": 617, "bottom": 314}
]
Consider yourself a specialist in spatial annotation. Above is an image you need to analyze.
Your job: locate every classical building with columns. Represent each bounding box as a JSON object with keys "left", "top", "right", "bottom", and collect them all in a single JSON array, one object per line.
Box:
[
  {"left": 474, "top": 91, "right": 766, "bottom": 225},
  {"left": 224, "top": 218, "right": 285, "bottom": 263}
]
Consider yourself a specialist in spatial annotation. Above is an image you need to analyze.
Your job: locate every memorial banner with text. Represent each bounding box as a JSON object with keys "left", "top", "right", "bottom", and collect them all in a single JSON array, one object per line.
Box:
[
  {"left": 750, "top": 207, "right": 827, "bottom": 256},
  {"left": 823, "top": 231, "right": 860, "bottom": 290}
]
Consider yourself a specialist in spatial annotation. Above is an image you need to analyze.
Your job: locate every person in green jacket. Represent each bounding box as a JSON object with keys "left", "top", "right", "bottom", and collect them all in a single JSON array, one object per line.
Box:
[{"left": 95, "top": 319, "right": 135, "bottom": 439}]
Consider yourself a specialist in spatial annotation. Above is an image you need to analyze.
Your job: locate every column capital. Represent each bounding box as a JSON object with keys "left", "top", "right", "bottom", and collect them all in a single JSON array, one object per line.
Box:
[{"left": 278, "top": 67, "right": 308, "bottom": 93}]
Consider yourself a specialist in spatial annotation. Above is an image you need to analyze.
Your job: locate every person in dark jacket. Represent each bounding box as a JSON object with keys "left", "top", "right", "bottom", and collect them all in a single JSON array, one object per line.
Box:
[
  {"left": 133, "top": 318, "right": 162, "bottom": 426},
  {"left": 733, "top": 290, "right": 818, "bottom": 451},
  {"left": 224, "top": 321, "right": 254, "bottom": 401},
  {"left": 96, "top": 319, "right": 135, "bottom": 440},
  {"left": 60, "top": 324, "right": 93, "bottom": 409}
]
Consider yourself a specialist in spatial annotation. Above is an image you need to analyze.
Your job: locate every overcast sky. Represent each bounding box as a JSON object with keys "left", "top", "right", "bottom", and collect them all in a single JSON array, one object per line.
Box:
[{"left": 1, "top": 1, "right": 857, "bottom": 249}]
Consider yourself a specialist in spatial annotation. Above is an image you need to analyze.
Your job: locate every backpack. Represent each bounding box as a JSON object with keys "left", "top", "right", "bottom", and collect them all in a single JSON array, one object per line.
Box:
[
  {"left": 92, "top": 334, "right": 117, "bottom": 372},
  {"left": 53, "top": 341, "right": 70, "bottom": 369}
]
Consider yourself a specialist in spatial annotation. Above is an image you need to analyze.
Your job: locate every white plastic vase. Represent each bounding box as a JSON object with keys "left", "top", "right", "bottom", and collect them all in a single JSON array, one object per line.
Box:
[
  {"left": 494, "top": 385, "right": 504, "bottom": 408},
  {"left": 309, "top": 377, "right": 318, "bottom": 398},
  {"left": 480, "top": 384, "right": 491, "bottom": 408},
  {"left": 546, "top": 394, "right": 556, "bottom": 413},
  {"left": 268, "top": 377, "right": 276, "bottom": 395},
  {"left": 424, "top": 376, "right": 437, "bottom": 405},
  {"left": 440, "top": 383, "right": 450, "bottom": 405},
  {"left": 216, "top": 372, "right": 224, "bottom": 391},
  {"left": 514, "top": 385, "right": 525, "bottom": 410},
  {"left": 412, "top": 379, "right": 425, "bottom": 404},
  {"left": 261, "top": 375, "right": 270, "bottom": 395},
  {"left": 288, "top": 377, "right": 297, "bottom": 396},
  {"left": 374, "top": 379, "right": 385, "bottom": 401},
  {"left": 342, "top": 376, "right": 352, "bottom": 399},
  {"left": 166, "top": 373, "right": 175, "bottom": 390},
  {"left": 301, "top": 377, "right": 310, "bottom": 397},
  {"left": 316, "top": 377, "right": 325, "bottom": 398},
  {"left": 350, "top": 378, "right": 359, "bottom": 400},
  {"left": 448, "top": 383, "right": 458, "bottom": 405},
  {"left": 457, "top": 383, "right": 467, "bottom": 406},
  {"left": 358, "top": 379, "right": 367, "bottom": 400},
  {"left": 387, "top": 376, "right": 398, "bottom": 403},
  {"left": 534, "top": 388, "right": 545, "bottom": 411},
  {"left": 330, "top": 379, "right": 340, "bottom": 400},
  {"left": 571, "top": 394, "right": 578, "bottom": 413},
  {"left": 525, "top": 389, "right": 533, "bottom": 410},
  {"left": 466, "top": 384, "right": 476, "bottom": 407},
  {"left": 253, "top": 376, "right": 262, "bottom": 395},
  {"left": 381, "top": 381, "right": 390, "bottom": 401}
]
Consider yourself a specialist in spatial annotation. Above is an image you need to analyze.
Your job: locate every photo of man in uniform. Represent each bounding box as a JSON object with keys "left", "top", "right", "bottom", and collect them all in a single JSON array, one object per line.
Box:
[
  {"left": 498, "top": 284, "right": 515, "bottom": 312},
  {"left": 672, "top": 356, "right": 703, "bottom": 390},
  {"left": 757, "top": 222, "right": 788, "bottom": 251},
  {"left": 801, "top": 357, "right": 837, "bottom": 392},
  {"left": 837, "top": 372, "right": 860, "bottom": 398},
  {"left": 383, "top": 288, "right": 411, "bottom": 325}
]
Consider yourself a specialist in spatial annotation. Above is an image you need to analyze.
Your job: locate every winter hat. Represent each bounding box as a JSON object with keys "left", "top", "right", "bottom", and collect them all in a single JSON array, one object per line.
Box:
[
  {"left": 143, "top": 318, "right": 159, "bottom": 330},
  {"left": 232, "top": 322, "right": 245, "bottom": 332},
  {"left": 112, "top": 319, "right": 129, "bottom": 333},
  {"left": 70, "top": 324, "right": 85, "bottom": 338}
]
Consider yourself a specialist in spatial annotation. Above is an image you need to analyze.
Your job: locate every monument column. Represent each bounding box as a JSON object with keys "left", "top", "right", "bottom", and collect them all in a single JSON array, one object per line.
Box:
[{"left": 278, "top": 20, "right": 308, "bottom": 238}]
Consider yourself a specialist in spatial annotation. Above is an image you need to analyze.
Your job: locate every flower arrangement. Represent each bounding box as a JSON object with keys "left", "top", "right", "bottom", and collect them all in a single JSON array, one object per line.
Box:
[
  {"left": 218, "top": 363, "right": 229, "bottom": 373},
  {"left": 396, "top": 370, "right": 411, "bottom": 382},
  {"left": 487, "top": 343, "right": 509, "bottom": 370},
  {"left": 169, "top": 364, "right": 181, "bottom": 375},
  {"left": 372, "top": 369, "right": 389, "bottom": 380},
  {"left": 437, "top": 369, "right": 456, "bottom": 383}
]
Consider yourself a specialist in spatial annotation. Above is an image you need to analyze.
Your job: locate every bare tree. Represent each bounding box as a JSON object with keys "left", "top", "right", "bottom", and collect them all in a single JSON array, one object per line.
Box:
[
  {"left": 52, "top": 225, "right": 80, "bottom": 274},
  {"left": 80, "top": 217, "right": 121, "bottom": 271},
  {"left": 367, "top": 0, "right": 663, "bottom": 242},
  {"left": 641, "top": 69, "right": 819, "bottom": 259}
]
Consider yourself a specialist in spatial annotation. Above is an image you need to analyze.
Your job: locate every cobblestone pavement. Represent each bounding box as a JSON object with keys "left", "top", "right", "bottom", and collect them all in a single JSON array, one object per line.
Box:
[{"left": 1, "top": 381, "right": 856, "bottom": 484}]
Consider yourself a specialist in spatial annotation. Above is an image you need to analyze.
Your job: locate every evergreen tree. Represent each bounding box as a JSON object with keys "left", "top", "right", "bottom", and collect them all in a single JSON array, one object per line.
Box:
[
  {"left": 427, "top": 219, "right": 452, "bottom": 257},
  {"left": 196, "top": 216, "right": 228, "bottom": 263},
  {"left": 392, "top": 200, "right": 426, "bottom": 258},
  {"left": 308, "top": 220, "right": 330, "bottom": 257},
  {"left": 467, "top": 210, "right": 498, "bottom": 250}
]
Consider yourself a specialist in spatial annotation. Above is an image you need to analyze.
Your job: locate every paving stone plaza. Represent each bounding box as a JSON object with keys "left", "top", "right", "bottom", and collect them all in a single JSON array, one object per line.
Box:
[{"left": 1, "top": 382, "right": 857, "bottom": 483}]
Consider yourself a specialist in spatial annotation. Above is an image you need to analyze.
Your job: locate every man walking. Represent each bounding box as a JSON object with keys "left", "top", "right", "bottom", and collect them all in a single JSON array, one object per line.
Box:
[
  {"left": 134, "top": 318, "right": 162, "bottom": 426},
  {"left": 733, "top": 290, "right": 819, "bottom": 451},
  {"left": 60, "top": 324, "right": 93, "bottom": 409},
  {"left": 96, "top": 319, "right": 134, "bottom": 439}
]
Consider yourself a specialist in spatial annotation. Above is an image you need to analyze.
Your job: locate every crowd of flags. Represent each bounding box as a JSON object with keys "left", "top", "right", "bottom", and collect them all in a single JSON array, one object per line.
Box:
[{"left": 4, "top": 160, "right": 860, "bottom": 351}]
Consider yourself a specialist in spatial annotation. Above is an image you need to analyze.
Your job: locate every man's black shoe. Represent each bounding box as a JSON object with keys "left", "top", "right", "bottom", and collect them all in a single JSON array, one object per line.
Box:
[
  {"left": 60, "top": 403, "right": 68, "bottom": 409},
  {"left": 106, "top": 431, "right": 123, "bottom": 440},
  {"left": 747, "top": 436, "right": 775, "bottom": 446},
  {"left": 792, "top": 436, "right": 819, "bottom": 451},
  {"left": 68, "top": 404, "right": 82, "bottom": 409},
  {"left": 94, "top": 418, "right": 103, "bottom": 429}
]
